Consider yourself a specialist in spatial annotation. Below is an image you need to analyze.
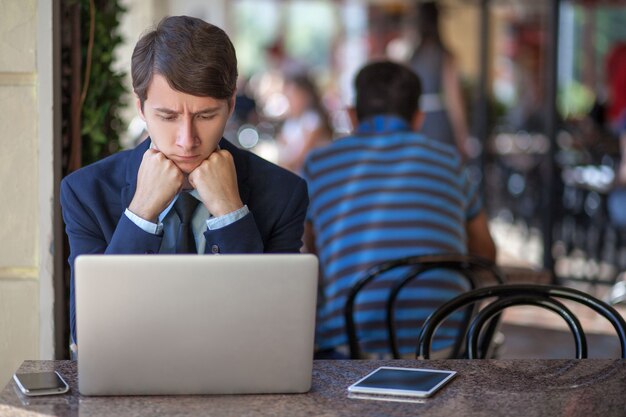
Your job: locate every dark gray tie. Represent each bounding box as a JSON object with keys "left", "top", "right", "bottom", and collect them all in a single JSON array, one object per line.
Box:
[{"left": 174, "top": 192, "right": 199, "bottom": 254}]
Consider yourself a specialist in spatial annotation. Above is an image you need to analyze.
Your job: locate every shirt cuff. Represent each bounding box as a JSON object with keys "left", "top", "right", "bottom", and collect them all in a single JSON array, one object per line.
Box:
[
  {"left": 206, "top": 205, "right": 249, "bottom": 230},
  {"left": 125, "top": 208, "right": 164, "bottom": 235}
]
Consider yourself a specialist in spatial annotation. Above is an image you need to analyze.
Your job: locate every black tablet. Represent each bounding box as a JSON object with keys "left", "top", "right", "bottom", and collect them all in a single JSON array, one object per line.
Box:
[{"left": 347, "top": 367, "right": 457, "bottom": 398}]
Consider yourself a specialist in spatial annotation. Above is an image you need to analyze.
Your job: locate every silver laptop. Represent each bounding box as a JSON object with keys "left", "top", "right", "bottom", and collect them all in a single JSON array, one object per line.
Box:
[{"left": 75, "top": 254, "right": 318, "bottom": 396}]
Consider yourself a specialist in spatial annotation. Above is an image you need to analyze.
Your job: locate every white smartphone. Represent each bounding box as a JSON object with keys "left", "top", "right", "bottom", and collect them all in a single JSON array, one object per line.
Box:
[
  {"left": 13, "top": 371, "right": 70, "bottom": 396},
  {"left": 347, "top": 367, "right": 456, "bottom": 398}
]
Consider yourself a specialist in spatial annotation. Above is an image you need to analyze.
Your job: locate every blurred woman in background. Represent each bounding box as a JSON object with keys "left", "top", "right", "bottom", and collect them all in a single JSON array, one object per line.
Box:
[
  {"left": 408, "top": 1, "right": 469, "bottom": 158},
  {"left": 277, "top": 74, "right": 334, "bottom": 175}
]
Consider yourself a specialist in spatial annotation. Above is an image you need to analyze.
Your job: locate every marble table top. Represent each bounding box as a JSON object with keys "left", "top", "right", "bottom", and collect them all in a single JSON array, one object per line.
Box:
[{"left": 1, "top": 359, "right": 625, "bottom": 416}]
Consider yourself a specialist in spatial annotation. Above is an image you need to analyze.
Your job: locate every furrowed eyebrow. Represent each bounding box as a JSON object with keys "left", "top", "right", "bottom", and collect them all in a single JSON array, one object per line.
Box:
[
  {"left": 152, "top": 106, "right": 221, "bottom": 116},
  {"left": 153, "top": 108, "right": 179, "bottom": 115},
  {"left": 193, "top": 107, "right": 221, "bottom": 116}
]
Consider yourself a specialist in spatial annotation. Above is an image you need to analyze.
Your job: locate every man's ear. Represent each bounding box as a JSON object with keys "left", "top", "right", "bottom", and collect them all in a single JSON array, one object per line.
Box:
[
  {"left": 347, "top": 107, "right": 358, "bottom": 131},
  {"left": 228, "top": 94, "right": 236, "bottom": 117},
  {"left": 411, "top": 110, "right": 425, "bottom": 132},
  {"left": 135, "top": 94, "right": 146, "bottom": 121}
]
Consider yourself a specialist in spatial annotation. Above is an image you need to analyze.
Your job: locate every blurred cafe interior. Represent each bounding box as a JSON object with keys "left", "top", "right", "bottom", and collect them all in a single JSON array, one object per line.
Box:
[{"left": 2, "top": 0, "right": 626, "bottom": 394}]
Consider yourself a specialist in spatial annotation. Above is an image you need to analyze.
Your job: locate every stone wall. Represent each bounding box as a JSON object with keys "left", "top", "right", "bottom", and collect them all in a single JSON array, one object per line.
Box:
[{"left": 0, "top": 0, "right": 41, "bottom": 386}]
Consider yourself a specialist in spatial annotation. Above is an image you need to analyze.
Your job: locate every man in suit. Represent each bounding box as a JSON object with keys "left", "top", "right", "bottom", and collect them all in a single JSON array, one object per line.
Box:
[{"left": 61, "top": 16, "right": 308, "bottom": 353}]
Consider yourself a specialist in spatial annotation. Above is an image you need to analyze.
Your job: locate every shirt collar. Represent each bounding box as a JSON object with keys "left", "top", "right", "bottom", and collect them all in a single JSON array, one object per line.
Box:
[
  {"left": 355, "top": 115, "right": 412, "bottom": 135},
  {"left": 158, "top": 189, "right": 203, "bottom": 223}
]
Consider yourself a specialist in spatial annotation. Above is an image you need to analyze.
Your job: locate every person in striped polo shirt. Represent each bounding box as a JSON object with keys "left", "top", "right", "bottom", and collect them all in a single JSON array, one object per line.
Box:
[{"left": 302, "top": 61, "right": 496, "bottom": 359}]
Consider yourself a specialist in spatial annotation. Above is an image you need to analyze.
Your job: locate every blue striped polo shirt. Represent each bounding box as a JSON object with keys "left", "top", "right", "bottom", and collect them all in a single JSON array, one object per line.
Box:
[{"left": 303, "top": 115, "right": 482, "bottom": 354}]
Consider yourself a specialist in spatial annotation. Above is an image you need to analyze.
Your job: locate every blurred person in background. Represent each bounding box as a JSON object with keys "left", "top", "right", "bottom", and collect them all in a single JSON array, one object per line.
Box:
[
  {"left": 277, "top": 74, "right": 334, "bottom": 175},
  {"left": 408, "top": 1, "right": 469, "bottom": 159},
  {"left": 606, "top": 43, "right": 626, "bottom": 228},
  {"left": 234, "top": 76, "right": 259, "bottom": 127},
  {"left": 303, "top": 61, "right": 495, "bottom": 359}
]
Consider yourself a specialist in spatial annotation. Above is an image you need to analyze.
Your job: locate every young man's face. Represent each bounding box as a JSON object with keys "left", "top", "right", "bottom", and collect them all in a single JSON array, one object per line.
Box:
[{"left": 137, "top": 73, "right": 235, "bottom": 174}]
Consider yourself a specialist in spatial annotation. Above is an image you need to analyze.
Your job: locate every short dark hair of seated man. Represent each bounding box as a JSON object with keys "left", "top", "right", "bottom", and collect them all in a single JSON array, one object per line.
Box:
[
  {"left": 302, "top": 60, "right": 496, "bottom": 359},
  {"left": 131, "top": 16, "right": 238, "bottom": 107},
  {"left": 354, "top": 61, "right": 422, "bottom": 123},
  {"left": 60, "top": 15, "right": 309, "bottom": 354}
]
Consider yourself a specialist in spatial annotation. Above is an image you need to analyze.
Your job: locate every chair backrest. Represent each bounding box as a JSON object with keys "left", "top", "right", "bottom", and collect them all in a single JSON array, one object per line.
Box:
[
  {"left": 417, "top": 283, "right": 626, "bottom": 359},
  {"left": 344, "top": 254, "right": 506, "bottom": 359}
]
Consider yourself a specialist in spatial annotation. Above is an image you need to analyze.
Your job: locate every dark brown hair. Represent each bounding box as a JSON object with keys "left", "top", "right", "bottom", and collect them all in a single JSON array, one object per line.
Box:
[
  {"left": 417, "top": 1, "right": 443, "bottom": 47},
  {"left": 354, "top": 61, "right": 421, "bottom": 123},
  {"left": 285, "top": 73, "right": 333, "bottom": 136},
  {"left": 131, "top": 16, "right": 238, "bottom": 107}
]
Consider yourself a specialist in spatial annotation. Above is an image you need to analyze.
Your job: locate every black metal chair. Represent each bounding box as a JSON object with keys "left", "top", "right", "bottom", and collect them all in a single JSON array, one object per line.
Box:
[
  {"left": 417, "top": 283, "right": 626, "bottom": 359},
  {"left": 344, "top": 254, "right": 506, "bottom": 359}
]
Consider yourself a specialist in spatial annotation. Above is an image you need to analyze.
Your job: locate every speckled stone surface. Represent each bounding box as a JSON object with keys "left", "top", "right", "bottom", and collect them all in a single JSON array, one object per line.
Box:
[{"left": 1, "top": 359, "right": 625, "bottom": 416}]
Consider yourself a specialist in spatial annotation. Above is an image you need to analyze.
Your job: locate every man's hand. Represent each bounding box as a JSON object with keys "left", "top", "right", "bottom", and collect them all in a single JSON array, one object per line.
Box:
[
  {"left": 128, "top": 148, "right": 185, "bottom": 222},
  {"left": 188, "top": 149, "right": 243, "bottom": 217}
]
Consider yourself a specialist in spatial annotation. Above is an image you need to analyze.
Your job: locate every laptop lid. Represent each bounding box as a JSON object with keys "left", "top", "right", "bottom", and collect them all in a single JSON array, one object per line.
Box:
[{"left": 75, "top": 254, "right": 318, "bottom": 396}]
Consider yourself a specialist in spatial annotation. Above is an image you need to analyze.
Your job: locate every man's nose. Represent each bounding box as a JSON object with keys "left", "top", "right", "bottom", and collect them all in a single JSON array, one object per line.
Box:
[{"left": 176, "top": 117, "right": 196, "bottom": 149}]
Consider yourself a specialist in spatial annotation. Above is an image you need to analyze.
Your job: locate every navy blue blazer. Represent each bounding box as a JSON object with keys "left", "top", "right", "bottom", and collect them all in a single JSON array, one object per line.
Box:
[{"left": 61, "top": 138, "right": 309, "bottom": 343}]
